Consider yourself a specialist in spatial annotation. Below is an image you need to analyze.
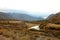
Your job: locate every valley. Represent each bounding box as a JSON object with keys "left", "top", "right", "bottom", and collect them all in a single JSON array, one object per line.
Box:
[{"left": 0, "top": 12, "right": 60, "bottom": 40}]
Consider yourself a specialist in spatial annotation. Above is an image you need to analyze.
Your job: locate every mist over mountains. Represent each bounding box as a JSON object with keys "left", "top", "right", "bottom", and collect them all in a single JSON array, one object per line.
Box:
[
  {"left": 0, "top": 9, "right": 53, "bottom": 17},
  {"left": 0, "top": 9, "right": 57, "bottom": 21},
  {"left": 0, "top": 12, "right": 43, "bottom": 21}
]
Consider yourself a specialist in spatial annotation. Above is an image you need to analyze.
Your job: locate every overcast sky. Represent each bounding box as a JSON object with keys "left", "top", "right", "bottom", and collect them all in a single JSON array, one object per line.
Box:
[{"left": 0, "top": 0, "right": 60, "bottom": 17}]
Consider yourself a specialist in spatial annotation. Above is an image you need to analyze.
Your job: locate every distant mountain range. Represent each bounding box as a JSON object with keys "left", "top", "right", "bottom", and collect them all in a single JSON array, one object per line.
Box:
[
  {"left": 0, "top": 12, "right": 12, "bottom": 19},
  {"left": 0, "top": 12, "right": 43, "bottom": 21}
]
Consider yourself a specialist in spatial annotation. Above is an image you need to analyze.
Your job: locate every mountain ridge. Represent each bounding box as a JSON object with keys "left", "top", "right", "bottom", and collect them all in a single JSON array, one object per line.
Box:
[{"left": 0, "top": 12, "right": 43, "bottom": 21}]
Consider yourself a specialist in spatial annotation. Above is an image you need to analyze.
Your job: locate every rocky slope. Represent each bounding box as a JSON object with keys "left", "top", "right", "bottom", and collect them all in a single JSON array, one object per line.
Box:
[{"left": 47, "top": 12, "right": 60, "bottom": 24}]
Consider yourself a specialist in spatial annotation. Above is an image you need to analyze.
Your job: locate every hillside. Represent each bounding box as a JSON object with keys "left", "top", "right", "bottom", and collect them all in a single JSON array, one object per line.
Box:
[
  {"left": 47, "top": 14, "right": 55, "bottom": 19},
  {"left": 47, "top": 12, "right": 60, "bottom": 24}
]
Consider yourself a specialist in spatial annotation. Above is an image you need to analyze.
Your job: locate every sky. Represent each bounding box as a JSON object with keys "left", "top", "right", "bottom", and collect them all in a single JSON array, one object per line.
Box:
[{"left": 0, "top": 0, "right": 60, "bottom": 17}]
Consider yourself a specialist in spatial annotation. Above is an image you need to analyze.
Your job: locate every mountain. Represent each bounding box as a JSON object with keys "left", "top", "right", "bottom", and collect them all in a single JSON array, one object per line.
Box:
[
  {"left": 11, "top": 13, "right": 43, "bottom": 21},
  {"left": 0, "top": 12, "right": 13, "bottom": 19},
  {"left": 47, "top": 14, "right": 55, "bottom": 19},
  {"left": 47, "top": 12, "right": 60, "bottom": 24},
  {"left": 0, "top": 12, "right": 43, "bottom": 21}
]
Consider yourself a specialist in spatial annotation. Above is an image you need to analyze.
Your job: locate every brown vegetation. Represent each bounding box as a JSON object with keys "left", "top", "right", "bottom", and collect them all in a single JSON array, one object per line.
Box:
[{"left": 47, "top": 12, "right": 60, "bottom": 24}]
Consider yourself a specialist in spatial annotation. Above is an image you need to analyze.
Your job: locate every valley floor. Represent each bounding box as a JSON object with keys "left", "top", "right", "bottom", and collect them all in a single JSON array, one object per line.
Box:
[{"left": 0, "top": 20, "right": 60, "bottom": 40}]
